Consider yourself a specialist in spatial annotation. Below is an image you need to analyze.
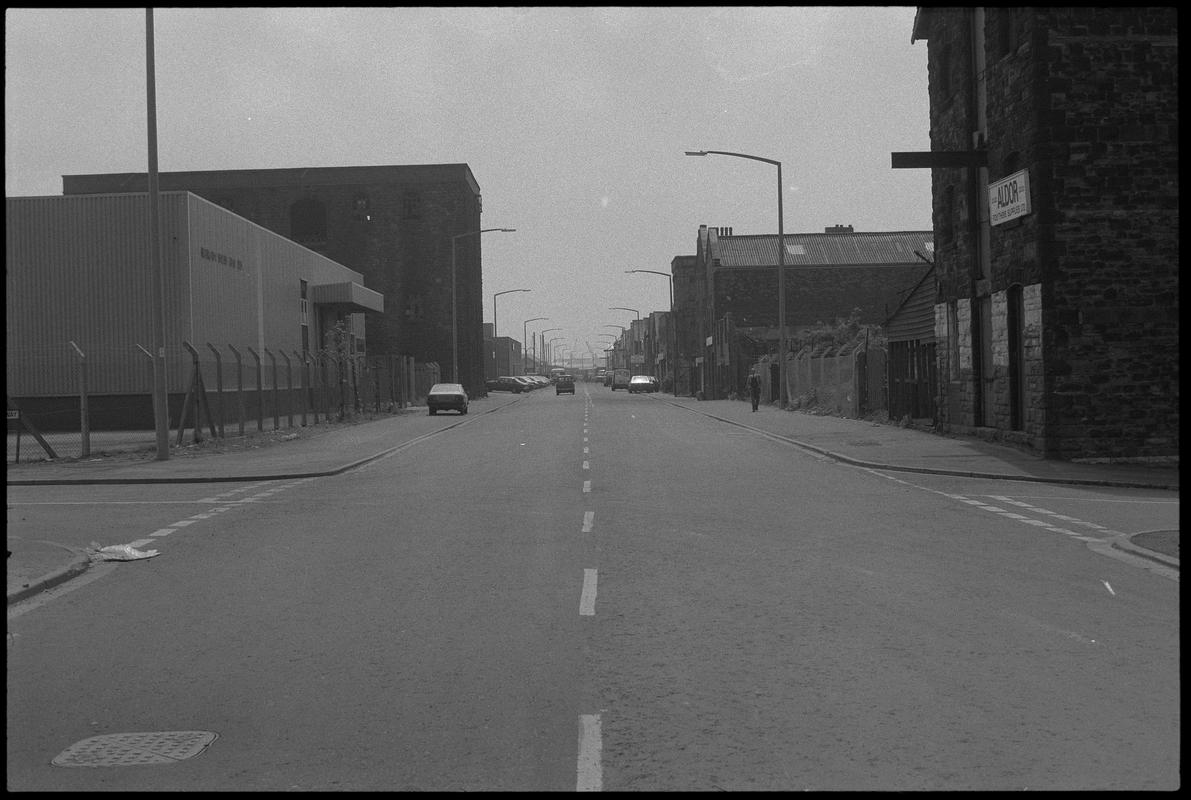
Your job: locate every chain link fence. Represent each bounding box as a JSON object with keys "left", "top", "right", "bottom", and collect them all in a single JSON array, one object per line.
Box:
[{"left": 7, "top": 341, "right": 440, "bottom": 464}]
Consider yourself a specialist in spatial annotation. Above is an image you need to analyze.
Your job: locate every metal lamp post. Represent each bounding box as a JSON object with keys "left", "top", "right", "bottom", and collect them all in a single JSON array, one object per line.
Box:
[
  {"left": 625, "top": 269, "right": 676, "bottom": 396},
  {"left": 610, "top": 306, "right": 640, "bottom": 320},
  {"left": 686, "top": 149, "right": 787, "bottom": 407},
  {"left": 493, "top": 288, "right": 530, "bottom": 376},
  {"left": 547, "top": 336, "right": 565, "bottom": 370},
  {"left": 522, "top": 317, "right": 548, "bottom": 375},
  {"left": 537, "top": 327, "right": 560, "bottom": 374},
  {"left": 451, "top": 227, "right": 515, "bottom": 386}
]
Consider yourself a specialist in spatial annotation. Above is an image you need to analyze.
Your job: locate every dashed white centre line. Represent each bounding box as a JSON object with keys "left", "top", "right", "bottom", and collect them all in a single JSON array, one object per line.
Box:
[
  {"left": 579, "top": 569, "right": 598, "bottom": 615},
  {"left": 582, "top": 460, "right": 589, "bottom": 470},
  {"left": 583, "top": 480, "right": 591, "bottom": 493},
  {"left": 576, "top": 713, "right": 603, "bottom": 792},
  {"left": 582, "top": 511, "right": 595, "bottom": 532}
]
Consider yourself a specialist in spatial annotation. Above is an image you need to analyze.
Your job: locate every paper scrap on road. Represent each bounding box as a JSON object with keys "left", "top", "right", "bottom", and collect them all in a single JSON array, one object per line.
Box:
[{"left": 95, "top": 543, "right": 161, "bottom": 561}]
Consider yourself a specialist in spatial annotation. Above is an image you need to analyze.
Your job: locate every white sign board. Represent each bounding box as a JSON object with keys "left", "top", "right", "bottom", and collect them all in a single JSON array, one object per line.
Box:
[{"left": 989, "top": 169, "right": 1031, "bottom": 226}]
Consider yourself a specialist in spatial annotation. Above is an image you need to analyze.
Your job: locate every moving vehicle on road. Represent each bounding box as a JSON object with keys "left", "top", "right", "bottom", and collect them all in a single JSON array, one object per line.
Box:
[
  {"left": 427, "top": 383, "right": 468, "bottom": 415},
  {"left": 629, "top": 375, "right": 659, "bottom": 393},
  {"left": 555, "top": 374, "right": 575, "bottom": 395},
  {"left": 611, "top": 369, "right": 631, "bottom": 391}
]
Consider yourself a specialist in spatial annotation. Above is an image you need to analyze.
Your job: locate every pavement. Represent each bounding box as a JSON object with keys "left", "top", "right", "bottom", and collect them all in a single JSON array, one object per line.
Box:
[{"left": 7, "top": 391, "right": 1179, "bottom": 605}]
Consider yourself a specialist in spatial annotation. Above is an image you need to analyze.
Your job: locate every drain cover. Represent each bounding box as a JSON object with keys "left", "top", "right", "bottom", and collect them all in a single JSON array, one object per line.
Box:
[{"left": 52, "top": 731, "right": 218, "bottom": 767}]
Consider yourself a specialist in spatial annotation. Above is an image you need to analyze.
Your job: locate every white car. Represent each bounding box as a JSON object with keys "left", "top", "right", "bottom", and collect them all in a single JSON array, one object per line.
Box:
[{"left": 426, "top": 383, "right": 468, "bottom": 415}]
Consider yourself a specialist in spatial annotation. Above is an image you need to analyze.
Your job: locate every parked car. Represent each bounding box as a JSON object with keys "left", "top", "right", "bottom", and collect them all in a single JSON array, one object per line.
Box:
[
  {"left": 486, "top": 376, "right": 523, "bottom": 393},
  {"left": 427, "top": 382, "right": 468, "bottom": 415},
  {"left": 525, "top": 375, "right": 550, "bottom": 388},
  {"left": 611, "top": 369, "right": 631, "bottom": 391},
  {"left": 511, "top": 376, "right": 538, "bottom": 391},
  {"left": 555, "top": 374, "right": 575, "bottom": 395},
  {"left": 628, "top": 374, "right": 659, "bottom": 393}
]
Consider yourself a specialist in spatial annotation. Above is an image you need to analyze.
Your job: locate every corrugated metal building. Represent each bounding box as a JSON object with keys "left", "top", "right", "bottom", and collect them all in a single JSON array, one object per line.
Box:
[
  {"left": 883, "top": 263, "right": 938, "bottom": 422},
  {"left": 6, "top": 192, "right": 382, "bottom": 423}
]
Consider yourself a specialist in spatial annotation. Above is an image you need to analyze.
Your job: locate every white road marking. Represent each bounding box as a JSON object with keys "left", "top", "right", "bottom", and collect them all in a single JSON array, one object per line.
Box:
[
  {"left": 1103, "top": 580, "right": 1116, "bottom": 595},
  {"left": 149, "top": 529, "right": 175, "bottom": 537},
  {"left": 582, "top": 460, "right": 589, "bottom": 470},
  {"left": 583, "top": 447, "right": 589, "bottom": 454},
  {"left": 582, "top": 511, "right": 595, "bottom": 532},
  {"left": 579, "top": 569, "right": 598, "bottom": 616},
  {"left": 576, "top": 714, "right": 603, "bottom": 792},
  {"left": 583, "top": 481, "right": 591, "bottom": 493}
]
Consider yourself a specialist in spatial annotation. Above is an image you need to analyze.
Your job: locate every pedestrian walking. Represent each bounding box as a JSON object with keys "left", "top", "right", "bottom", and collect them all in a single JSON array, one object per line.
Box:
[{"left": 746, "top": 369, "right": 761, "bottom": 412}]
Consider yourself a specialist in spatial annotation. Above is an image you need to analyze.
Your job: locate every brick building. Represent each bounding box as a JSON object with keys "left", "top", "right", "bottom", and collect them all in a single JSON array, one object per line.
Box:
[
  {"left": 61, "top": 164, "right": 491, "bottom": 397},
  {"left": 907, "top": 8, "right": 1178, "bottom": 461},
  {"left": 680, "top": 224, "right": 933, "bottom": 400}
]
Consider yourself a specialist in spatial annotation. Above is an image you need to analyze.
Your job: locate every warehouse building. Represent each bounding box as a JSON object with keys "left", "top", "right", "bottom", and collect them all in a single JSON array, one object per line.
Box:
[
  {"left": 6, "top": 191, "right": 382, "bottom": 429},
  {"left": 60, "top": 163, "right": 489, "bottom": 398}
]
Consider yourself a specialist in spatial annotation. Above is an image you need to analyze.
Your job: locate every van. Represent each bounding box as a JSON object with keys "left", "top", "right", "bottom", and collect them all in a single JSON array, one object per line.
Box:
[{"left": 611, "top": 369, "right": 631, "bottom": 391}]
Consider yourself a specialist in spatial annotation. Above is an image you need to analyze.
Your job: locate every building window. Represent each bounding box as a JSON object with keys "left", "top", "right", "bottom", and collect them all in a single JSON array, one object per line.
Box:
[
  {"left": 402, "top": 191, "right": 421, "bottom": 220},
  {"left": 290, "top": 197, "right": 327, "bottom": 248},
  {"left": 300, "top": 279, "right": 310, "bottom": 353},
  {"left": 352, "top": 193, "right": 371, "bottom": 223},
  {"left": 995, "top": 8, "right": 1015, "bottom": 60}
]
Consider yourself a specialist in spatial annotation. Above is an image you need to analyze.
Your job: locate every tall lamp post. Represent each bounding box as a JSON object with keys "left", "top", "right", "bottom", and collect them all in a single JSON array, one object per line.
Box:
[
  {"left": 686, "top": 149, "right": 787, "bottom": 408},
  {"left": 610, "top": 306, "right": 640, "bottom": 320},
  {"left": 537, "top": 327, "right": 560, "bottom": 373},
  {"left": 625, "top": 269, "right": 676, "bottom": 396},
  {"left": 523, "top": 317, "right": 548, "bottom": 375},
  {"left": 547, "top": 336, "right": 565, "bottom": 369},
  {"left": 603, "top": 324, "right": 626, "bottom": 370},
  {"left": 493, "top": 288, "right": 531, "bottom": 376},
  {"left": 451, "top": 227, "right": 515, "bottom": 386}
]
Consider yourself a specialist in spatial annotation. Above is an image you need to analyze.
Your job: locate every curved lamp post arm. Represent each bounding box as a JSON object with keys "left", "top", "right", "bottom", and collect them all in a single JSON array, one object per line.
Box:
[
  {"left": 686, "top": 148, "right": 787, "bottom": 407},
  {"left": 450, "top": 226, "right": 516, "bottom": 384}
]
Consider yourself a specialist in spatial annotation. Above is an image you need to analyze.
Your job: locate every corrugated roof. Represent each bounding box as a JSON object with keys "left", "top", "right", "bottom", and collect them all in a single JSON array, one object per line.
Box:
[{"left": 715, "top": 231, "right": 934, "bottom": 269}]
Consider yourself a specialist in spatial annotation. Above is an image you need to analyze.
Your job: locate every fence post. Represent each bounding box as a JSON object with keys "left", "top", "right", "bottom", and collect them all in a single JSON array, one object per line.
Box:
[
  {"left": 228, "top": 344, "right": 245, "bottom": 436},
  {"left": 265, "top": 347, "right": 280, "bottom": 431},
  {"left": 246, "top": 346, "right": 264, "bottom": 432},
  {"left": 206, "top": 343, "right": 225, "bottom": 438},
  {"left": 68, "top": 341, "right": 90, "bottom": 458},
  {"left": 280, "top": 350, "right": 294, "bottom": 428},
  {"left": 295, "top": 350, "right": 309, "bottom": 426}
]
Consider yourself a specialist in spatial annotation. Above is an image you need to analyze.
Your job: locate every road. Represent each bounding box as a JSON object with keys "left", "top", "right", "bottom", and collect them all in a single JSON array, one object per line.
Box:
[{"left": 7, "top": 384, "right": 1180, "bottom": 790}]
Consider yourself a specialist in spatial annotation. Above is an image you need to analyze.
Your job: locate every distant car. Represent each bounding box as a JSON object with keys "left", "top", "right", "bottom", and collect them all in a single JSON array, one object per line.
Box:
[
  {"left": 486, "top": 376, "right": 523, "bottom": 393},
  {"left": 611, "top": 369, "right": 631, "bottom": 391},
  {"left": 427, "top": 383, "right": 468, "bottom": 415},
  {"left": 629, "top": 375, "right": 659, "bottom": 394},
  {"left": 555, "top": 374, "right": 575, "bottom": 395}
]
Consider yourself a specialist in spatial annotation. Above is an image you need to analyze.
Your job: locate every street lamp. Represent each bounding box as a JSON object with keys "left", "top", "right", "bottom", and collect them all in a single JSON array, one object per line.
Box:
[
  {"left": 626, "top": 269, "right": 676, "bottom": 396},
  {"left": 610, "top": 306, "right": 640, "bottom": 320},
  {"left": 547, "top": 336, "right": 565, "bottom": 369},
  {"left": 523, "top": 316, "right": 548, "bottom": 375},
  {"left": 686, "top": 149, "right": 787, "bottom": 407},
  {"left": 537, "top": 327, "right": 560, "bottom": 373},
  {"left": 452, "top": 227, "right": 515, "bottom": 386},
  {"left": 493, "top": 288, "right": 531, "bottom": 375}
]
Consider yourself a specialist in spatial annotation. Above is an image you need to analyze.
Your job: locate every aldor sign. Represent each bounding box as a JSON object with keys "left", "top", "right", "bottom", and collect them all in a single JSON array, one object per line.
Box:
[{"left": 989, "top": 169, "right": 1031, "bottom": 225}]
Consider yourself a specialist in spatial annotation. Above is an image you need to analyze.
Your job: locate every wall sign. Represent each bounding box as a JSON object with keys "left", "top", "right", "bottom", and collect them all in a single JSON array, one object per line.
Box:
[{"left": 989, "top": 169, "right": 1031, "bottom": 226}]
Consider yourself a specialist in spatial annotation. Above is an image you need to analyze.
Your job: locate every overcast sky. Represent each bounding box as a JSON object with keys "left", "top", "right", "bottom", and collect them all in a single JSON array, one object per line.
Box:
[{"left": 5, "top": 6, "right": 932, "bottom": 362}]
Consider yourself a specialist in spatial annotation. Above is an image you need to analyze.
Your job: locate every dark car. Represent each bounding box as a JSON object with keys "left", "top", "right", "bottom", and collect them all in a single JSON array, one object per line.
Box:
[
  {"left": 628, "top": 375, "right": 659, "bottom": 394},
  {"left": 427, "top": 382, "right": 468, "bottom": 415},
  {"left": 485, "top": 376, "right": 524, "bottom": 393},
  {"left": 555, "top": 374, "right": 575, "bottom": 395}
]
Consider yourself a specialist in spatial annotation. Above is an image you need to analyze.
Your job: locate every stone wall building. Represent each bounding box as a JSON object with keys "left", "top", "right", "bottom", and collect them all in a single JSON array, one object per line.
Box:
[
  {"left": 61, "top": 164, "right": 491, "bottom": 398},
  {"left": 683, "top": 224, "right": 933, "bottom": 400},
  {"left": 907, "top": 7, "right": 1178, "bottom": 461}
]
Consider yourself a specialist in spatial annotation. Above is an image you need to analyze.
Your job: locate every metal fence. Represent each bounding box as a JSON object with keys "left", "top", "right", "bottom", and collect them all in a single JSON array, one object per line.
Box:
[{"left": 7, "top": 341, "right": 440, "bottom": 464}]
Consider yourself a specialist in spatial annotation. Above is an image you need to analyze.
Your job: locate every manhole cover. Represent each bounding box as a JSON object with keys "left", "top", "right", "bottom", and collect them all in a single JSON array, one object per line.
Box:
[{"left": 52, "top": 731, "right": 218, "bottom": 767}]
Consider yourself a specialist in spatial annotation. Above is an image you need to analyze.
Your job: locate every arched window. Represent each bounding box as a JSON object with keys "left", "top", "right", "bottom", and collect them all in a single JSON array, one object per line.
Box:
[{"left": 290, "top": 197, "right": 327, "bottom": 247}]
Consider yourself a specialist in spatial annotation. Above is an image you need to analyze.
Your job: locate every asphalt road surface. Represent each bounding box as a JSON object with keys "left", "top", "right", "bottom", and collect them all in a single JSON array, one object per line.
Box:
[{"left": 7, "top": 385, "right": 1180, "bottom": 790}]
